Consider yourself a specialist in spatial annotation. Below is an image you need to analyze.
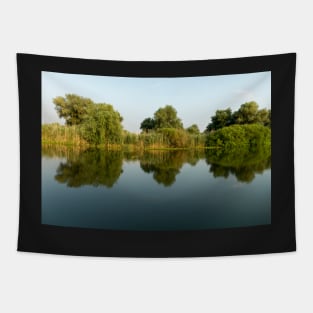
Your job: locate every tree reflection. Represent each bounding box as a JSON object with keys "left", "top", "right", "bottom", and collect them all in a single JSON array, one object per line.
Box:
[
  {"left": 139, "top": 150, "right": 204, "bottom": 186},
  {"left": 54, "top": 148, "right": 123, "bottom": 187},
  {"left": 42, "top": 144, "right": 271, "bottom": 188},
  {"left": 205, "top": 148, "right": 271, "bottom": 183}
]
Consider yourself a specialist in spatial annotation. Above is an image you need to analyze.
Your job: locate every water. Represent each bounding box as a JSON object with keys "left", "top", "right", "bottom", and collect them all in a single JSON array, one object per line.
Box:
[{"left": 42, "top": 146, "right": 271, "bottom": 231}]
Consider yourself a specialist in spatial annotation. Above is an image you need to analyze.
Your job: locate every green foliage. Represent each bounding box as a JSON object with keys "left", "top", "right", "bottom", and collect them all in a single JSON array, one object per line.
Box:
[
  {"left": 53, "top": 94, "right": 94, "bottom": 126},
  {"left": 206, "top": 108, "right": 233, "bottom": 131},
  {"left": 47, "top": 94, "right": 271, "bottom": 153},
  {"left": 206, "top": 102, "right": 271, "bottom": 131},
  {"left": 140, "top": 117, "right": 156, "bottom": 132},
  {"left": 123, "top": 130, "right": 139, "bottom": 145},
  {"left": 233, "top": 101, "right": 259, "bottom": 124},
  {"left": 256, "top": 108, "right": 270, "bottom": 126},
  {"left": 154, "top": 105, "right": 183, "bottom": 129},
  {"left": 206, "top": 124, "right": 271, "bottom": 153},
  {"left": 41, "top": 123, "right": 87, "bottom": 145},
  {"left": 186, "top": 124, "right": 200, "bottom": 135},
  {"left": 157, "top": 128, "right": 190, "bottom": 148},
  {"left": 80, "top": 104, "right": 123, "bottom": 145}
]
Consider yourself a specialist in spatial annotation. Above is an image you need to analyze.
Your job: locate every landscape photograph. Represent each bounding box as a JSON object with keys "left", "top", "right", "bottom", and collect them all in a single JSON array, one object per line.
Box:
[{"left": 41, "top": 71, "right": 271, "bottom": 230}]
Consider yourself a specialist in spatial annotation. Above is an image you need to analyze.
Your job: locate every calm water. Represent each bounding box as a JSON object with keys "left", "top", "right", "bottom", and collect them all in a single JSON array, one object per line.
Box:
[{"left": 42, "top": 146, "right": 271, "bottom": 230}]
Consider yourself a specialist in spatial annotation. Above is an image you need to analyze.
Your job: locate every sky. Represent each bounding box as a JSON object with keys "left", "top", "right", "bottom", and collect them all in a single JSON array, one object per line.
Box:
[{"left": 42, "top": 71, "right": 271, "bottom": 133}]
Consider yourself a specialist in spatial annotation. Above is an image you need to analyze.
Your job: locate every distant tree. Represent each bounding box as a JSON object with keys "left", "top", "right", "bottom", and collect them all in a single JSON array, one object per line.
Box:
[
  {"left": 80, "top": 104, "right": 123, "bottom": 145},
  {"left": 232, "top": 101, "right": 259, "bottom": 125},
  {"left": 206, "top": 108, "right": 233, "bottom": 131},
  {"left": 264, "top": 109, "right": 271, "bottom": 127},
  {"left": 186, "top": 124, "right": 200, "bottom": 135},
  {"left": 206, "top": 124, "right": 271, "bottom": 152},
  {"left": 53, "top": 94, "right": 94, "bottom": 125},
  {"left": 140, "top": 117, "right": 156, "bottom": 132},
  {"left": 256, "top": 108, "right": 270, "bottom": 126},
  {"left": 154, "top": 105, "right": 183, "bottom": 129}
]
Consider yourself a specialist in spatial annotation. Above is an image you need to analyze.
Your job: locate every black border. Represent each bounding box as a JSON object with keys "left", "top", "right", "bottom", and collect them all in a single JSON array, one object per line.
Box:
[{"left": 17, "top": 53, "right": 296, "bottom": 257}]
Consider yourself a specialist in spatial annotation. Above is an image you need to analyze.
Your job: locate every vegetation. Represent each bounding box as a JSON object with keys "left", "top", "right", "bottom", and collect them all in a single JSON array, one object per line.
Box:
[
  {"left": 55, "top": 149, "right": 123, "bottom": 188},
  {"left": 79, "top": 103, "right": 123, "bottom": 145},
  {"left": 53, "top": 94, "right": 94, "bottom": 126},
  {"left": 43, "top": 94, "right": 271, "bottom": 152},
  {"left": 42, "top": 147, "right": 270, "bottom": 187},
  {"left": 42, "top": 123, "right": 88, "bottom": 146},
  {"left": 206, "top": 124, "right": 271, "bottom": 152},
  {"left": 206, "top": 102, "right": 271, "bottom": 131}
]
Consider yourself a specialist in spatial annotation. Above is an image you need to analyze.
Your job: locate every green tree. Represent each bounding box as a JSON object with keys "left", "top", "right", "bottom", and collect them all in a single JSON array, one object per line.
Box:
[
  {"left": 206, "top": 108, "right": 233, "bottom": 131},
  {"left": 206, "top": 124, "right": 271, "bottom": 152},
  {"left": 140, "top": 117, "right": 156, "bottom": 132},
  {"left": 256, "top": 108, "right": 270, "bottom": 126},
  {"left": 264, "top": 109, "right": 271, "bottom": 127},
  {"left": 80, "top": 104, "right": 123, "bottom": 145},
  {"left": 233, "top": 101, "right": 259, "bottom": 125},
  {"left": 154, "top": 105, "right": 183, "bottom": 129},
  {"left": 186, "top": 124, "right": 200, "bottom": 135},
  {"left": 53, "top": 94, "right": 94, "bottom": 125}
]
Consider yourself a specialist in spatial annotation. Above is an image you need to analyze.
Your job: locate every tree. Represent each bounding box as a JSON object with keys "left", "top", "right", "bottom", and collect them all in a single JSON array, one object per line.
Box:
[
  {"left": 140, "top": 117, "right": 156, "bottom": 132},
  {"left": 80, "top": 104, "right": 123, "bottom": 145},
  {"left": 154, "top": 105, "right": 183, "bottom": 129},
  {"left": 186, "top": 124, "right": 200, "bottom": 135},
  {"left": 206, "top": 124, "right": 271, "bottom": 152},
  {"left": 206, "top": 108, "right": 233, "bottom": 131},
  {"left": 256, "top": 108, "right": 270, "bottom": 126},
  {"left": 232, "top": 101, "right": 259, "bottom": 125},
  {"left": 265, "top": 109, "right": 271, "bottom": 127},
  {"left": 53, "top": 94, "right": 94, "bottom": 125}
]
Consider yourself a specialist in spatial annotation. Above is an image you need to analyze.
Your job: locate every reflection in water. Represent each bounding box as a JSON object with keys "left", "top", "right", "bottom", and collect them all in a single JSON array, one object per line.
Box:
[
  {"left": 140, "top": 150, "right": 201, "bottom": 186},
  {"left": 42, "top": 145, "right": 271, "bottom": 187},
  {"left": 55, "top": 149, "right": 123, "bottom": 187},
  {"left": 205, "top": 147, "right": 271, "bottom": 183}
]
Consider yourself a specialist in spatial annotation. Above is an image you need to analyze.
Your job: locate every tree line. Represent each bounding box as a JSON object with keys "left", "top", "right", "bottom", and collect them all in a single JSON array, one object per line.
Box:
[
  {"left": 42, "top": 94, "right": 271, "bottom": 150},
  {"left": 42, "top": 146, "right": 271, "bottom": 187}
]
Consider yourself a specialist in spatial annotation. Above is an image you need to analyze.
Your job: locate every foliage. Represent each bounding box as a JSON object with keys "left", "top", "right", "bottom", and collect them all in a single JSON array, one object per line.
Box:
[
  {"left": 47, "top": 94, "right": 271, "bottom": 152},
  {"left": 233, "top": 101, "right": 260, "bottom": 124},
  {"left": 53, "top": 94, "right": 94, "bottom": 126},
  {"left": 41, "top": 123, "right": 87, "bottom": 145},
  {"left": 156, "top": 128, "right": 190, "bottom": 148},
  {"left": 154, "top": 105, "right": 183, "bottom": 129},
  {"left": 79, "top": 104, "right": 123, "bottom": 145},
  {"left": 206, "top": 124, "right": 271, "bottom": 152},
  {"left": 206, "top": 108, "right": 233, "bottom": 131},
  {"left": 123, "top": 130, "right": 139, "bottom": 145},
  {"left": 140, "top": 117, "right": 156, "bottom": 132},
  {"left": 206, "top": 102, "right": 271, "bottom": 131},
  {"left": 186, "top": 124, "right": 200, "bottom": 135}
]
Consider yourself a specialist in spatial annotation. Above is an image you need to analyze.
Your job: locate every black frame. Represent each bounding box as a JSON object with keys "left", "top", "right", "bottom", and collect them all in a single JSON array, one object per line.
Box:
[{"left": 17, "top": 53, "right": 296, "bottom": 257}]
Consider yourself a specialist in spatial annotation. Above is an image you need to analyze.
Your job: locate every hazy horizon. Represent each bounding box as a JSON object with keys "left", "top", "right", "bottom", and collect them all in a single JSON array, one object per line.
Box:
[{"left": 42, "top": 71, "right": 271, "bottom": 133}]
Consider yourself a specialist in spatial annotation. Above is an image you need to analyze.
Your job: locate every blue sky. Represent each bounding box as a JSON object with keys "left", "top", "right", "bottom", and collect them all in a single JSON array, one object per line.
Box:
[{"left": 42, "top": 71, "right": 271, "bottom": 133}]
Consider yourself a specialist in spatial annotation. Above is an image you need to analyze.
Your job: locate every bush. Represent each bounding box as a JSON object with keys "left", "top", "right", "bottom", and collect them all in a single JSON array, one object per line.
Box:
[
  {"left": 206, "top": 124, "right": 271, "bottom": 152},
  {"left": 157, "top": 128, "right": 190, "bottom": 148}
]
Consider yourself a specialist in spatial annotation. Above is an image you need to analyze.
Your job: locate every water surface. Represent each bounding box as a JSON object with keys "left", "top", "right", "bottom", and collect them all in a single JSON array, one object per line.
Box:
[{"left": 42, "top": 146, "right": 271, "bottom": 230}]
